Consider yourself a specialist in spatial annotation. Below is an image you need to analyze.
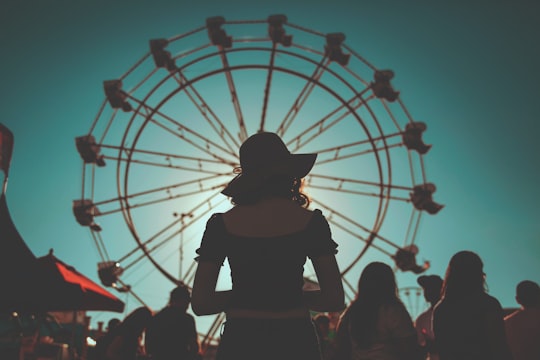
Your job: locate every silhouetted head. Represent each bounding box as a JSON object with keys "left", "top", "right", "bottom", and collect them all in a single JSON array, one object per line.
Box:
[
  {"left": 516, "top": 280, "right": 540, "bottom": 308},
  {"left": 357, "top": 262, "right": 397, "bottom": 301},
  {"left": 417, "top": 274, "right": 443, "bottom": 305},
  {"left": 442, "top": 251, "right": 486, "bottom": 300},
  {"left": 221, "top": 132, "right": 317, "bottom": 206},
  {"left": 120, "top": 306, "right": 152, "bottom": 337},
  {"left": 169, "top": 282, "right": 191, "bottom": 310},
  {"left": 107, "top": 318, "right": 121, "bottom": 332}
]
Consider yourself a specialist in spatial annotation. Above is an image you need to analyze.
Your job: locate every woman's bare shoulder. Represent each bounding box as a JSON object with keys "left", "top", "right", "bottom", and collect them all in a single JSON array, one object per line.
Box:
[{"left": 223, "top": 198, "right": 315, "bottom": 236}]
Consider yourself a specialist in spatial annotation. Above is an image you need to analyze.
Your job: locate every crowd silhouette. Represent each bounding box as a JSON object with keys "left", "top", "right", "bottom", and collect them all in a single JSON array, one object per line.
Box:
[
  {"left": 89, "top": 253, "right": 536, "bottom": 360},
  {"left": 90, "top": 133, "right": 537, "bottom": 360}
]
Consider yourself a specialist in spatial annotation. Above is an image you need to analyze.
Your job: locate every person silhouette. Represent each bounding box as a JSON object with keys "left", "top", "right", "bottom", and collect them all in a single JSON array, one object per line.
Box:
[
  {"left": 334, "top": 261, "right": 420, "bottom": 360},
  {"left": 432, "top": 251, "right": 512, "bottom": 360},
  {"left": 100, "top": 306, "right": 152, "bottom": 360},
  {"left": 107, "top": 318, "right": 121, "bottom": 333},
  {"left": 191, "top": 132, "right": 344, "bottom": 360},
  {"left": 415, "top": 275, "right": 443, "bottom": 360},
  {"left": 504, "top": 280, "right": 540, "bottom": 360},
  {"left": 145, "top": 283, "right": 201, "bottom": 360},
  {"left": 92, "top": 318, "right": 122, "bottom": 360}
]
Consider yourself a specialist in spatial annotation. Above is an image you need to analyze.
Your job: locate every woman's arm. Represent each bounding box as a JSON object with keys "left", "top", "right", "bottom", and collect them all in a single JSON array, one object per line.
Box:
[
  {"left": 303, "top": 254, "right": 345, "bottom": 312},
  {"left": 191, "top": 261, "right": 232, "bottom": 316}
]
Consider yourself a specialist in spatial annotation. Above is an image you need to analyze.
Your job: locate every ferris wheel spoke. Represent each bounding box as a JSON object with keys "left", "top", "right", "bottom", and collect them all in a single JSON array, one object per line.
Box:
[
  {"left": 101, "top": 136, "right": 233, "bottom": 174},
  {"left": 90, "top": 174, "right": 228, "bottom": 212},
  {"left": 124, "top": 232, "right": 200, "bottom": 285},
  {"left": 129, "top": 226, "right": 201, "bottom": 271},
  {"left": 93, "top": 180, "right": 227, "bottom": 217},
  {"left": 126, "top": 94, "right": 238, "bottom": 161},
  {"left": 170, "top": 70, "right": 241, "bottom": 152},
  {"left": 130, "top": 191, "right": 226, "bottom": 252},
  {"left": 311, "top": 198, "right": 402, "bottom": 251},
  {"left": 121, "top": 246, "right": 178, "bottom": 285},
  {"left": 205, "top": 16, "right": 249, "bottom": 143},
  {"left": 101, "top": 143, "right": 236, "bottom": 170},
  {"left": 90, "top": 230, "right": 110, "bottom": 263},
  {"left": 224, "top": 62, "right": 249, "bottom": 142},
  {"left": 259, "top": 42, "right": 277, "bottom": 132},
  {"left": 218, "top": 54, "right": 248, "bottom": 143},
  {"left": 104, "top": 154, "right": 232, "bottom": 175},
  {"left": 123, "top": 193, "right": 229, "bottom": 283},
  {"left": 123, "top": 235, "right": 182, "bottom": 272},
  {"left": 111, "top": 192, "right": 226, "bottom": 279},
  {"left": 124, "top": 184, "right": 228, "bottom": 215},
  {"left": 309, "top": 134, "right": 403, "bottom": 165},
  {"left": 276, "top": 56, "right": 330, "bottom": 137},
  {"left": 307, "top": 174, "right": 412, "bottom": 202},
  {"left": 404, "top": 209, "right": 423, "bottom": 248},
  {"left": 285, "top": 91, "right": 374, "bottom": 153}
]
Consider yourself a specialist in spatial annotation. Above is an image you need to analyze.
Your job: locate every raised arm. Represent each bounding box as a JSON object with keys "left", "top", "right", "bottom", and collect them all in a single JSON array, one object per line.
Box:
[
  {"left": 191, "top": 261, "right": 232, "bottom": 316},
  {"left": 191, "top": 214, "right": 232, "bottom": 316},
  {"left": 303, "top": 254, "right": 345, "bottom": 312}
]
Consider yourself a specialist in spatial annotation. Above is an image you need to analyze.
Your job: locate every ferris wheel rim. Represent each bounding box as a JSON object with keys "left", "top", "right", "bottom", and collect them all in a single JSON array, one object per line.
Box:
[{"left": 115, "top": 63, "right": 394, "bottom": 285}]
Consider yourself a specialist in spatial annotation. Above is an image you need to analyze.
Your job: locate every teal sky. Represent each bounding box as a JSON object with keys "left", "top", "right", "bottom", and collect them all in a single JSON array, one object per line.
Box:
[{"left": 1, "top": 0, "right": 539, "bottom": 332}]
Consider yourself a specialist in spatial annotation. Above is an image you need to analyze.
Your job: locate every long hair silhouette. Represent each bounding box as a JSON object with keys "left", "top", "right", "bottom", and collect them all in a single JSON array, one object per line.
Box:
[{"left": 347, "top": 262, "right": 402, "bottom": 347}]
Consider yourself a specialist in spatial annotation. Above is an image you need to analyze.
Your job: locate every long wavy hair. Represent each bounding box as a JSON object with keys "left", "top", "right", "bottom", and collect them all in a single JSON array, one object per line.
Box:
[
  {"left": 441, "top": 251, "right": 487, "bottom": 301},
  {"left": 230, "top": 175, "right": 310, "bottom": 207},
  {"left": 347, "top": 262, "right": 403, "bottom": 347}
]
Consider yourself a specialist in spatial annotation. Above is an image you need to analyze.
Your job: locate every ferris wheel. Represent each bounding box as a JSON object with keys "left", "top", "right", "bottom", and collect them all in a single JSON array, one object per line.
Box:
[{"left": 73, "top": 15, "right": 442, "bottom": 349}]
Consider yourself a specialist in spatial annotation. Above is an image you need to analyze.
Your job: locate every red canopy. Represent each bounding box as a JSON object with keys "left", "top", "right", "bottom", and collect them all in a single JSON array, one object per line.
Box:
[
  {"left": 0, "top": 193, "right": 124, "bottom": 314},
  {"left": 34, "top": 252, "right": 125, "bottom": 313}
]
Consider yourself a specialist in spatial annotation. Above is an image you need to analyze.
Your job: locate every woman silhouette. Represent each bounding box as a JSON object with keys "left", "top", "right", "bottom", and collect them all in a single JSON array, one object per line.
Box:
[
  {"left": 334, "top": 261, "right": 420, "bottom": 360},
  {"left": 433, "top": 251, "right": 512, "bottom": 360},
  {"left": 192, "top": 132, "right": 344, "bottom": 360}
]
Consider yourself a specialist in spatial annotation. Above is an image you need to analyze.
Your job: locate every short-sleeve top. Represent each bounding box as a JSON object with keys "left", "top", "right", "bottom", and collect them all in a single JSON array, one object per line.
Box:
[{"left": 195, "top": 209, "right": 338, "bottom": 311}]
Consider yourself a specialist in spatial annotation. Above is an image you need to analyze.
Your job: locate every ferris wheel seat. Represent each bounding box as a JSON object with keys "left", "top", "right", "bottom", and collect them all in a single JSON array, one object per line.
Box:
[
  {"left": 410, "top": 183, "right": 444, "bottom": 214},
  {"left": 403, "top": 122, "right": 432, "bottom": 154},
  {"left": 206, "top": 16, "right": 232, "bottom": 48},
  {"left": 268, "top": 14, "right": 292, "bottom": 46},
  {"left": 150, "top": 39, "right": 177, "bottom": 71},
  {"left": 104, "top": 80, "right": 132, "bottom": 112},
  {"left": 98, "top": 261, "right": 124, "bottom": 287},
  {"left": 325, "top": 33, "right": 351, "bottom": 66},
  {"left": 371, "top": 70, "right": 400, "bottom": 102},
  {"left": 393, "top": 246, "right": 430, "bottom": 274},
  {"left": 75, "top": 135, "right": 106, "bottom": 166},
  {"left": 72, "top": 199, "right": 102, "bottom": 231}
]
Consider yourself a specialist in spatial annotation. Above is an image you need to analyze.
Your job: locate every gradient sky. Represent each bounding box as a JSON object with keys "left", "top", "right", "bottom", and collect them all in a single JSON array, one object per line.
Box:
[{"left": 1, "top": 0, "right": 539, "bottom": 332}]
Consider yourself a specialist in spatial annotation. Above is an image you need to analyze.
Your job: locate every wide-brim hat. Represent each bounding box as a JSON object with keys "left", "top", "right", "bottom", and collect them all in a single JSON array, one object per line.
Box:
[{"left": 221, "top": 132, "right": 317, "bottom": 198}]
